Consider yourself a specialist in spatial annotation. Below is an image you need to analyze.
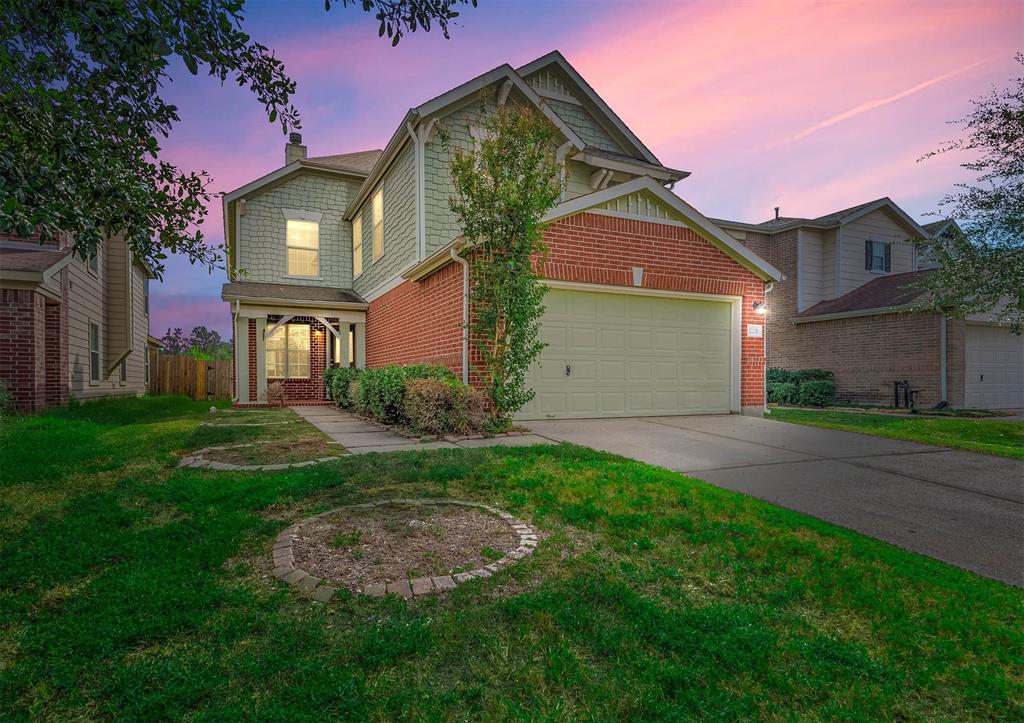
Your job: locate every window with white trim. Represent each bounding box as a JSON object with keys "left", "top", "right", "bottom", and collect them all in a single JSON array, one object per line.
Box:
[
  {"left": 286, "top": 219, "right": 319, "bottom": 276},
  {"left": 119, "top": 360, "right": 127, "bottom": 383},
  {"left": 143, "top": 277, "right": 150, "bottom": 315},
  {"left": 352, "top": 215, "right": 363, "bottom": 277},
  {"left": 145, "top": 348, "right": 150, "bottom": 385},
  {"left": 266, "top": 323, "right": 310, "bottom": 379},
  {"left": 89, "top": 323, "right": 100, "bottom": 382},
  {"left": 864, "top": 239, "right": 891, "bottom": 272},
  {"left": 372, "top": 188, "right": 383, "bottom": 260}
]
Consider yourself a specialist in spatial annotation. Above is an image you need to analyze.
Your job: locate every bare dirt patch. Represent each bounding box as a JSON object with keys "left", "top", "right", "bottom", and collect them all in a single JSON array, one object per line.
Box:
[
  {"left": 203, "top": 436, "right": 342, "bottom": 465},
  {"left": 293, "top": 503, "right": 520, "bottom": 590}
]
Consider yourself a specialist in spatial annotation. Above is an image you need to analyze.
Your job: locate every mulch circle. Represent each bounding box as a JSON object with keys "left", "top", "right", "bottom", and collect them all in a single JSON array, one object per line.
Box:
[{"left": 272, "top": 499, "right": 540, "bottom": 602}]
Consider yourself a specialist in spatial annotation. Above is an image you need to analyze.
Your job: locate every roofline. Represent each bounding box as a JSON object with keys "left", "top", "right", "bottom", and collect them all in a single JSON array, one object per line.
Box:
[
  {"left": 344, "top": 64, "right": 590, "bottom": 221},
  {"left": 712, "top": 198, "right": 932, "bottom": 237},
  {"left": 517, "top": 50, "right": 661, "bottom": 166},
  {"left": 223, "top": 159, "right": 370, "bottom": 205},
  {"left": 576, "top": 150, "right": 689, "bottom": 183},
  {"left": 220, "top": 291, "right": 368, "bottom": 311},
  {"left": 838, "top": 197, "right": 930, "bottom": 238},
  {"left": 541, "top": 177, "right": 783, "bottom": 282},
  {"left": 402, "top": 236, "right": 467, "bottom": 281},
  {"left": 793, "top": 302, "right": 918, "bottom": 324},
  {"left": 0, "top": 250, "right": 73, "bottom": 285}
]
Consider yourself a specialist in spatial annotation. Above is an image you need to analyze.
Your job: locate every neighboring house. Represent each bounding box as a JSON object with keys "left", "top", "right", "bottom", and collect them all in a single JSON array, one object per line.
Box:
[
  {"left": 713, "top": 201, "right": 1024, "bottom": 409},
  {"left": 0, "top": 232, "right": 155, "bottom": 411},
  {"left": 221, "top": 50, "right": 783, "bottom": 418}
]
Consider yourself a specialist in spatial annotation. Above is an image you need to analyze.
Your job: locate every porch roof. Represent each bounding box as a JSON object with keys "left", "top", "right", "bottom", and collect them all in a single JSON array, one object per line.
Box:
[{"left": 222, "top": 282, "right": 367, "bottom": 309}]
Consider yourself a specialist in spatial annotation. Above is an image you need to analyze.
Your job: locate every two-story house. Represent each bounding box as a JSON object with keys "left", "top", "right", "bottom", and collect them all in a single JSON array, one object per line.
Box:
[
  {"left": 714, "top": 201, "right": 1024, "bottom": 409},
  {"left": 0, "top": 233, "right": 155, "bottom": 411},
  {"left": 222, "top": 50, "right": 782, "bottom": 418}
]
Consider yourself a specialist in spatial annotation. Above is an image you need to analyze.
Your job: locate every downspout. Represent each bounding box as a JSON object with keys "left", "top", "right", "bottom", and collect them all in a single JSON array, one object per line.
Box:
[
  {"left": 450, "top": 248, "right": 470, "bottom": 384},
  {"left": 939, "top": 313, "right": 948, "bottom": 403},
  {"left": 763, "top": 281, "right": 774, "bottom": 413},
  {"left": 231, "top": 299, "right": 240, "bottom": 403}
]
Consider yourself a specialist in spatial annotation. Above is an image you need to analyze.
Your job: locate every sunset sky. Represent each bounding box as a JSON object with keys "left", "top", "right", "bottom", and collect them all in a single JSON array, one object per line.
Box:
[{"left": 151, "top": 0, "right": 1022, "bottom": 339}]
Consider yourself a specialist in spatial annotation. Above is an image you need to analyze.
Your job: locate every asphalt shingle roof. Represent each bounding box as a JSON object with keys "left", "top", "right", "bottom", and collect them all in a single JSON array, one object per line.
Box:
[
  {"left": 796, "top": 269, "right": 934, "bottom": 319},
  {"left": 305, "top": 149, "right": 383, "bottom": 176},
  {"left": 221, "top": 282, "right": 365, "bottom": 305},
  {"left": 0, "top": 247, "right": 70, "bottom": 273}
]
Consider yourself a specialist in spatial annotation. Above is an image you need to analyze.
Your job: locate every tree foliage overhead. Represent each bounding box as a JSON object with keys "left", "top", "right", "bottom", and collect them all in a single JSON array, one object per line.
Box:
[
  {"left": 446, "top": 104, "right": 563, "bottom": 421},
  {"left": 915, "top": 54, "right": 1024, "bottom": 332},
  {"left": 0, "top": 0, "right": 475, "bottom": 277}
]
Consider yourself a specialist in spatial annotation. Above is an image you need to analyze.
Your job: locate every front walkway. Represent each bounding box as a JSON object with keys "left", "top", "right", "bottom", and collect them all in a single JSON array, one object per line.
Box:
[{"left": 291, "top": 406, "right": 555, "bottom": 454}]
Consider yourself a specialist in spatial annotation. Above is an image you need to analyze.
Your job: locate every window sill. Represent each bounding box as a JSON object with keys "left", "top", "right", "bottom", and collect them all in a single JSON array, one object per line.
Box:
[{"left": 283, "top": 275, "right": 323, "bottom": 281}]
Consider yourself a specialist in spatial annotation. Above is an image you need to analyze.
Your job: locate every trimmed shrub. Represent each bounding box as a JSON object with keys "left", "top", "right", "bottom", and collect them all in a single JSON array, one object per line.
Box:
[
  {"left": 790, "top": 368, "right": 834, "bottom": 384},
  {"left": 404, "top": 378, "right": 487, "bottom": 435},
  {"left": 767, "top": 382, "right": 798, "bottom": 405},
  {"left": 328, "top": 367, "right": 360, "bottom": 408},
  {"left": 767, "top": 368, "right": 794, "bottom": 385},
  {"left": 0, "top": 381, "right": 12, "bottom": 419},
  {"left": 798, "top": 379, "right": 836, "bottom": 406},
  {"left": 356, "top": 364, "right": 458, "bottom": 426},
  {"left": 348, "top": 380, "right": 363, "bottom": 414}
]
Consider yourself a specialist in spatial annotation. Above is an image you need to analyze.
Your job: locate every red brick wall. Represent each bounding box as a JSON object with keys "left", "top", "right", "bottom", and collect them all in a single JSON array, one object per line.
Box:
[
  {"left": 542, "top": 213, "right": 768, "bottom": 408},
  {"left": 365, "top": 262, "right": 464, "bottom": 376},
  {"left": 0, "top": 289, "right": 48, "bottom": 411},
  {"left": 247, "top": 318, "right": 257, "bottom": 402},
  {"left": 44, "top": 286, "right": 69, "bottom": 408}
]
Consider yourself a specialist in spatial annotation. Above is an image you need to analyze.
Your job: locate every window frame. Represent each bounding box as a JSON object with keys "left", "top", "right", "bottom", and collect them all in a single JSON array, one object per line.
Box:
[
  {"left": 352, "top": 214, "right": 363, "bottom": 278},
  {"left": 143, "top": 277, "right": 150, "bottom": 316},
  {"left": 119, "top": 359, "right": 127, "bottom": 385},
  {"left": 865, "top": 239, "right": 891, "bottom": 273},
  {"left": 371, "top": 188, "right": 384, "bottom": 261},
  {"left": 87, "top": 251, "right": 98, "bottom": 274},
  {"left": 144, "top": 348, "right": 150, "bottom": 385},
  {"left": 265, "top": 323, "right": 311, "bottom": 380},
  {"left": 89, "top": 322, "right": 100, "bottom": 384},
  {"left": 285, "top": 218, "right": 321, "bottom": 278}
]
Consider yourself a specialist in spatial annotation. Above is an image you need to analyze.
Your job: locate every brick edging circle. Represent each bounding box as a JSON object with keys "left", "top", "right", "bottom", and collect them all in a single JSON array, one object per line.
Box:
[
  {"left": 272, "top": 499, "right": 539, "bottom": 603},
  {"left": 177, "top": 443, "right": 345, "bottom": 472}
]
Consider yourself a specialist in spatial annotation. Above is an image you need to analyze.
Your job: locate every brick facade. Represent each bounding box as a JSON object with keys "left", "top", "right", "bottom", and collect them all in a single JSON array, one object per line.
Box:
[
  {"left": 0, "top": 289, "right": 48, "bottom": 411},
  {"left": 748, "top": 229, "right": 964, "bottom": 407},
  {"left": 364, "top": 212, "right": 769, "bottom": 409},
  {"left": 243, "top": 315, "right": 332, "bottom": 404}
]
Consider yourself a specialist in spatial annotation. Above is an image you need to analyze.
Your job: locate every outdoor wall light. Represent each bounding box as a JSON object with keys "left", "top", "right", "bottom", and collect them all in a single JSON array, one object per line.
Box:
[{"left": 753, "top": 302, "right": 767, "bottom": 315}]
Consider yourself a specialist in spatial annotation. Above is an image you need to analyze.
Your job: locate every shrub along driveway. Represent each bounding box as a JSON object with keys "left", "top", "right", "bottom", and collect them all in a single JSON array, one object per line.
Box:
[{"left": 528, "top": 414, "right": 1024, "bottom": 587}]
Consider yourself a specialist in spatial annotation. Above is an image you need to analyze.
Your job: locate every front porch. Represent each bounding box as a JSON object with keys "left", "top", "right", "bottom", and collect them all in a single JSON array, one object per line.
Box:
[{"left": 234, "top": 311, "right": 367, "bottom": 406}]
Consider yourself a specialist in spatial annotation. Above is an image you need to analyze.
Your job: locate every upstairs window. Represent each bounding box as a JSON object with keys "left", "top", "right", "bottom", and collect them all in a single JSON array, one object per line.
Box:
[
  {"left": 865, "top": 240, "right": 891, "bottom": 272},
  {"left": 143, "top": 277, "right": 150, "bottom": 315},
  {"left": 352, "top": 215, "right": 363, "bottom": 277},
  {"left": 266, "top": 323, "right": 310, "bottom": 379},
  {"left": 88, "top": 251, "right": 98, "bottom": 273},
  {"left": 372, "top": 188, "right": 384, "bottom": 260},
  {"left": 286, "top": 219, "right": 319, "bottom": 276}
]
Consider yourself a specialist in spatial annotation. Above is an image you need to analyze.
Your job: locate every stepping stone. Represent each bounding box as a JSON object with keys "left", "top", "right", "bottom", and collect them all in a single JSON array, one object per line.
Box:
[
  {"left": 410, "top": 577, "right": 434, "bottom": 596},
  {"left": 363, "top": 583, "right": 386, "bottom": 597},
  {"left": 272, "top": 564, "right": 293, "bottom": 578},
  {"left": 283, "top": 569, "right": 305, "bottom": 585},
  {"left": 312, "top": 585, "right": 337, "bottom": 603},
  {"left": 431, "top": 575, "right": 456, "bottom": 591},
  {"left": 453, "top": 572, "right": 475, "bottom": 584},
  {"left": 386, "top": 580, "right": 413, "bottom": 599},
  {"left": 297, "top": 574, "right": 320, "bottom": 592}
]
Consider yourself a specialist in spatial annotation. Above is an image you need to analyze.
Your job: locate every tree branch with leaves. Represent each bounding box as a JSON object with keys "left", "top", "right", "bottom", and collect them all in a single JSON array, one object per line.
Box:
[
  {"left": 914, "top": 53, "right": 1024, "bottom": 332},
  {"left": 0, "top": 0, "right": 476, "bottom": 277},
  {"left": 446, "top": 104, "right": 563, "bottom": 422}
]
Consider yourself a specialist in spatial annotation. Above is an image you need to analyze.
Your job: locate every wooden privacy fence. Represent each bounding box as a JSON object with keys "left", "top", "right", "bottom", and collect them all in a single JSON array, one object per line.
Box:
[{"left": 148, "top": 350, "right": 232, "bottom": 401}]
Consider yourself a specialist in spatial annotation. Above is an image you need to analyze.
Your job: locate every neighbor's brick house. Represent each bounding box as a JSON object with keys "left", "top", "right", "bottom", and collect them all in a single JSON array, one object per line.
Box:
[
  {"left": 221, "top": 51, "right": 783, "bottom": 417},
  {"left": 714, "top": 207, "right": 1022, "bottom": 409},
  {"left": 0, "top": 232, "right": 155, "bottom": 412}
]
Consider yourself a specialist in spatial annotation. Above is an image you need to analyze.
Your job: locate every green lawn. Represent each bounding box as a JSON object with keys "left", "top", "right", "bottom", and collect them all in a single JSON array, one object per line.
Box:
[
  {"left": 1, "top": 397, "right": 1021, "bottom": 719},
  {"left": 770, "top": 407, "right": 1024, "bottom": 459}
]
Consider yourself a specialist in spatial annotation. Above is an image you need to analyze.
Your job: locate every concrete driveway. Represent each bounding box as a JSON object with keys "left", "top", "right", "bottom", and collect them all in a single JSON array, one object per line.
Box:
[{"left": 527, "top": 415, "right": 1024, "bottom": 587}]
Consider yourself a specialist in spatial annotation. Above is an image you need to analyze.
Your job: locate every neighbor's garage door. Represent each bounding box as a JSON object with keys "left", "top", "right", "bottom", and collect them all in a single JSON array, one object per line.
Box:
[
  {"left": 517, "top": 288, "right": 733, "bottom": 420},
  {"left": 965, "top": 324, "right": 1024, "bottom": 409}
]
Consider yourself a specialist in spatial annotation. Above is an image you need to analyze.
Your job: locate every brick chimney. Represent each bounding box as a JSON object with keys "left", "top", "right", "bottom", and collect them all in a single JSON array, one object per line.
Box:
[{"left": 286, "top": 132, "right": 307, "bottom": 164}]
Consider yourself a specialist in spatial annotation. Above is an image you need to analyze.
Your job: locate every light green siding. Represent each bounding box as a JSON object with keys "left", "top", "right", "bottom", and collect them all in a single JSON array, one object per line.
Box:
[
  {"left": 544, "top": 98, "right": 622, "bottom": 154},
  {"left": 423, "top": 97, "right": 496, "bottom": 256},
  {"left": 352, "top": 141, "right": 417, "bottom": 296},
  {"left": 237, "top": 172, "right": 362, "bottom": 288},
  {"left": 564, "top": 159, "right": 593, "bottom": 199},
  {"left": 525, "top": 67, "right": 580, "bottom": 101}
]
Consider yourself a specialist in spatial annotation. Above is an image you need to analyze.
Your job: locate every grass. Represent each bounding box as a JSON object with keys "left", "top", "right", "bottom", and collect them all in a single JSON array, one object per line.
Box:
[
  {"left": 0, "top": 396, "right": 1021, "bottom": 719},
  {"left": 193, "top": 406, "right": 345, "bottom": 465},
  {"left": 770, "top": 407, "right": 1024, "bottom": 459}
]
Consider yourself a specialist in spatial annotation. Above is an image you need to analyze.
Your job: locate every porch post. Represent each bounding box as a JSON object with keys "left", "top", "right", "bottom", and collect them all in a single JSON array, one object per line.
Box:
[
  {"left": 353, "top": 322, "right": 366, "bottom": 369},
  {"left": 255, "top": 318, "right": 267, "bottom": 402},
  {"left": 235, "top": 315, "right": 249, "bottom": 403},
  {"left": 339, "top": 322, "right": 351, "bottom": 367}
]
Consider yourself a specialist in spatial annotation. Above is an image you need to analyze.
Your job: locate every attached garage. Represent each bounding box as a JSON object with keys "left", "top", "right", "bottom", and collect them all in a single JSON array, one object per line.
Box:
[
  {"left": 965, "top": 324, "right": 1024, "bottom": 409},
  {"left": 517, "top": 285, "right": 739, "bottom": 420}
]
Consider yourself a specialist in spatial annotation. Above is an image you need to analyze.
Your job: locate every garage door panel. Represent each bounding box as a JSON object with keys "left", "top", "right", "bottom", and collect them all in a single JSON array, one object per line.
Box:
[
  {"left": 520, "top": 288, "right": 734, "bottom": 420},
  {"left": 966, "top": 325, "right": 1024, "bottom": 409}
]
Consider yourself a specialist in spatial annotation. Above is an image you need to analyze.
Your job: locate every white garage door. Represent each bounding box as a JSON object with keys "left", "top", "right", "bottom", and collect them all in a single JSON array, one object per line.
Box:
[
  {"left": 965, "top": 324, "right": 1024, "bottom": 409},
  {"left": 517, "top": 288, "right": 734, "bottom": 420}
]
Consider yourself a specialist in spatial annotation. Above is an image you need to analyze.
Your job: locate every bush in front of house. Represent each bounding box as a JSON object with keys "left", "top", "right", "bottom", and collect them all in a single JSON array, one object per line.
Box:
[
  {"left": 356, "top": 364, "right": 458, "bottom": 426},
  {"left": 767, "top": 381, "right": 798, "bottom": 405},
  {"left": 324, "top": 367, "right": 360, "bottom": 408},
  {"left": 404, "top": 378, "right": 487, "bottom": 435},
  {"left": 797, "top": 379, "right": 836, "bottom": 406},
  {"left": 0, "top": 381, "right": 12, "bottom": 419}
]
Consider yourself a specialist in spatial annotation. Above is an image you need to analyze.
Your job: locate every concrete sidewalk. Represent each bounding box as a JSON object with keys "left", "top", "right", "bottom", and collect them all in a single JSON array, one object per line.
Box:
[{"left": 291, "top": 406, "right": 555, "bottom": 454}]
